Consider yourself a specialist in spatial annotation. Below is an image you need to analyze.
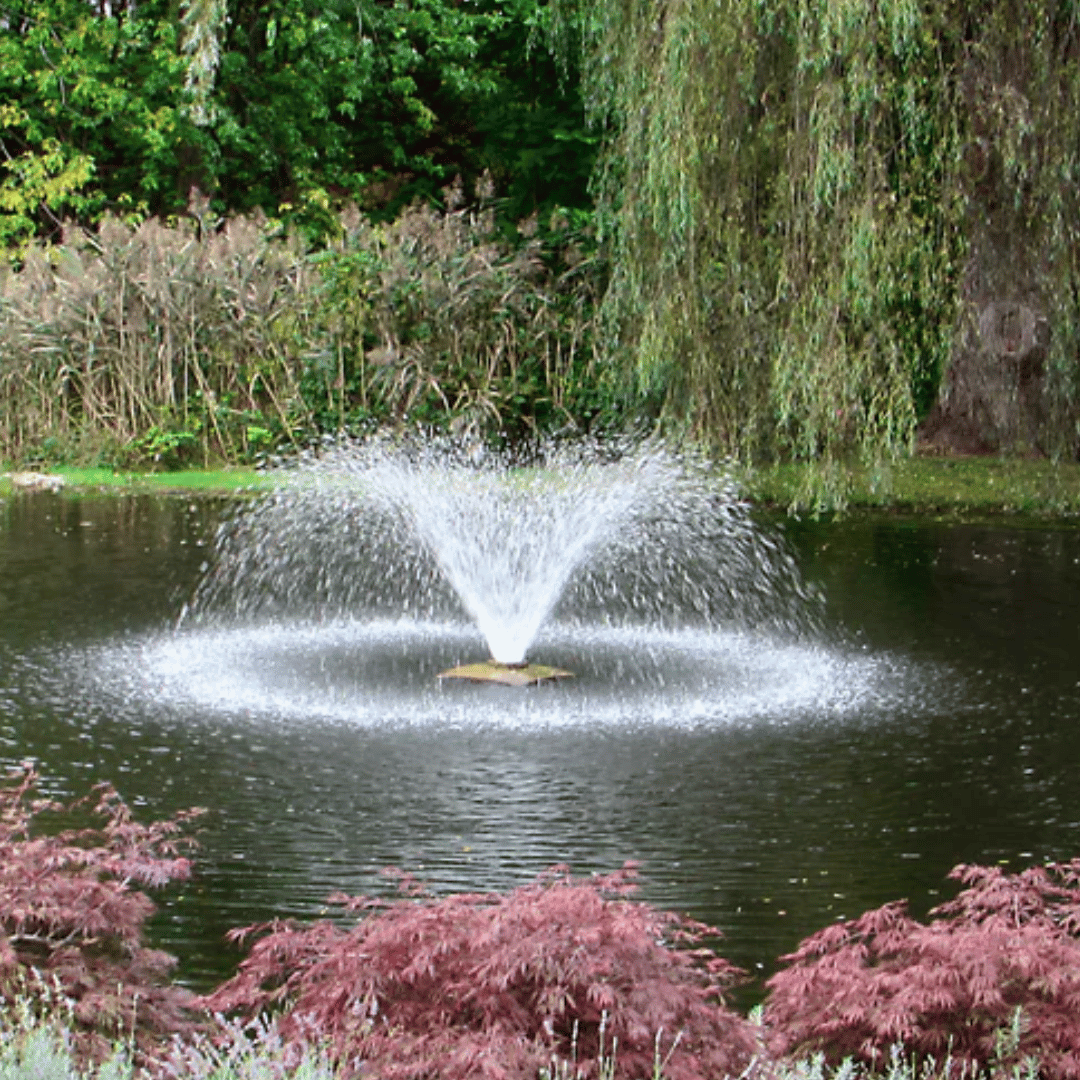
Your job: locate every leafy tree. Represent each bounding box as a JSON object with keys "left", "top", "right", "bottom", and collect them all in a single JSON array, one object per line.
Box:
[
  {"left": 917, "top": 2, "right": 1080, "bottom": 460},
  {"left": 0, "top": 105, "right": 95, "bottom": 249},
  {"left": 558, "top": 0, "right": 1080, "bottom": 491},
  {"left": 0, "top": 0, "right": 191, "bottom": 242},
  {"left": 0, "top": 0, "right": 594, "bottom": 247},
  {"left": 557, "top": 0, "right": 964, "bottom": 478},
  {"left": 465, "top": 0, "right": 597, "bottom": 224},
  {"left": 201, "top": 0, "right": 593, "bottom": 231}
]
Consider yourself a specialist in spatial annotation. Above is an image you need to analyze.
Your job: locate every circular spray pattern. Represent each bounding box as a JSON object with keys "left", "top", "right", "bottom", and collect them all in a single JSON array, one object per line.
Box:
[
  {"left": 86, "top": 617, "right": 923, "bottom": 731},
  {"left": 71, "top": 434, "right": 938, "bottom": 730}
]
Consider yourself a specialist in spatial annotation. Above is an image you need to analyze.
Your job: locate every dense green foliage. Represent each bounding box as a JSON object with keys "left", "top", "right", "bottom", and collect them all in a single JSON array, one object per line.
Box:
[
  {"left": 0, "top": 1, "right": 185, "bottom": 246},
  {"left": 0, "top": 0, "right": 594, "bottom": 247},
  {"left": 561, "top": 0, "right": 1080, "bottom": 483},
  {"left": 5, "top": 0, "right": 1080, "bottom": 478}
]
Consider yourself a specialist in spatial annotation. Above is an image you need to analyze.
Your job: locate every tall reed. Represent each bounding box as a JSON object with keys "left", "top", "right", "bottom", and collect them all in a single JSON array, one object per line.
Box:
[{"left": 0, "top": 197, "right": 602, "bottom": 467}]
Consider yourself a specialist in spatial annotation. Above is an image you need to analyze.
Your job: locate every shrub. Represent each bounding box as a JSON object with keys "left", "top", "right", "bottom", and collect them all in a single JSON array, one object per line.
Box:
[
  {"left": 764, "top": 860, "right": 1080, "bottom": 1079},
  {"left": 0, "top": 213, "right": 317, "bottom": 466},
  {"left": 0, "top": 766, "right": 203, "bottom": 1062},
  {"left": 313, "top": 193, "right": 606, "bottom": 444},
  {"left": 0, "top": 998, "right": 133, "bottom": 1080},
  {"left": 203, "top": 863, "right": 757, "bottom": 1080},
  {"left": 158, "top": 1015, "right": 340, "bottom": 1080}
]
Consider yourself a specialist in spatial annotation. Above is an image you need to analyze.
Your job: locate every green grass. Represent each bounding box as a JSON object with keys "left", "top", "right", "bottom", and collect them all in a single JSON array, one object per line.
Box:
[
  {"left": 0, "top": 466, "right": 272, "bottom": 496},
  {"left": 5, "top": 455, "right": 1080, "bottom": 519},
  {"left": 744, "top": 456, "right": 1080, "bottom": 518}
]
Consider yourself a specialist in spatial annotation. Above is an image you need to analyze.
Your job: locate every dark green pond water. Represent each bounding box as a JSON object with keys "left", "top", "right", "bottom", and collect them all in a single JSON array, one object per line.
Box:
[{"left": 1, "top": 490, "right": 1078, "bottom": 999}]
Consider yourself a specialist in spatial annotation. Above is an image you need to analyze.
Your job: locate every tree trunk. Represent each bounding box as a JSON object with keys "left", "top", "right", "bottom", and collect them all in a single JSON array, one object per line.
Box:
[
  {"left": 919, "top": 223, "right": 1051, "bottom": 456},
  {"left": 919, "top": 49, "right": 1056, "bottom": 457}
]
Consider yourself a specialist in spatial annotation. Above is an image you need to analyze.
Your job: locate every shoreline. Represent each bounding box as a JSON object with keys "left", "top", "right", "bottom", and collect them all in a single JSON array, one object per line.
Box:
[
  {"left": 3, "top": 455, "right": 1080, "bottom": 521},
  {"left": 745, "top": 455, "right": 1080, "bottom": 520}
]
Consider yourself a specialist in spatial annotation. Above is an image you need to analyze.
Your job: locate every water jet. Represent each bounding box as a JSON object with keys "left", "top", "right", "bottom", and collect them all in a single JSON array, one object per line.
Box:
[{"left": 183, "top": 434, "right": 827, "bottom": 720}]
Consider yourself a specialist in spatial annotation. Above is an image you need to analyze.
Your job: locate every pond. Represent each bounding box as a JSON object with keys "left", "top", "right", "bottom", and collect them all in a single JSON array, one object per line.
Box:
[{"left": 1, "top": 488, "right": 1079, "bottom": 998}]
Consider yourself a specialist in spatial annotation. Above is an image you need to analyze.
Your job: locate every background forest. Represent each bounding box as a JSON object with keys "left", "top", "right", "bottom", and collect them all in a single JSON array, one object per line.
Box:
[{"left": 2, "top": 0, "right": 1080, "bottom": 489}]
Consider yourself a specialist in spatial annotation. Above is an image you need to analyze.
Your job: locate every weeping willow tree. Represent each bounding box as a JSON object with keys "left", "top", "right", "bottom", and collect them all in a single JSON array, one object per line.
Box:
[{"left": 560, "top": 0, "right": 1080, "bottom": 489}]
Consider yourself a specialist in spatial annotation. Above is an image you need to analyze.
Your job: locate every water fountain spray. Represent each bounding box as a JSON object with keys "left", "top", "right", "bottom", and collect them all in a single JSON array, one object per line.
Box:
[{"left": 188, "top": 434, "right": 821, "bottom": 693}]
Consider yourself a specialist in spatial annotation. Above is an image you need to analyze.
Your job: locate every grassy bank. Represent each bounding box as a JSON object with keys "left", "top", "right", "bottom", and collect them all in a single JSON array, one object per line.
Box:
[
  {"left": 5, "top": 455, "right": 1080, "bottom": 519},
  {"left": 743, "top": 455, "right": 1080, "bottom": 519},
  {"left": 0, "top": 465, "right": 267, "bottom": 496}
]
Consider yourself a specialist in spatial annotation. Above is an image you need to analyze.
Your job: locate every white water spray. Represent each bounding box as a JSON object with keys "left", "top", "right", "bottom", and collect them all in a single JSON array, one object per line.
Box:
[{"left": 190, "top": 436, "right": 822, "bottom": 669}]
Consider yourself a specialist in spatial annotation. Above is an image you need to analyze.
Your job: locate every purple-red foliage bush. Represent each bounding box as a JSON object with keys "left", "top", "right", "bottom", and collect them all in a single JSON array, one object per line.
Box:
[
  {"left": 765, "top": 860, "right": 1080, "bottom": 1079},
  {"left": 203, "top": 863, "right": 758, "bottom": 1080},
  {"left": 0, "top": 765, "right": 203, "bottom": 1059}
]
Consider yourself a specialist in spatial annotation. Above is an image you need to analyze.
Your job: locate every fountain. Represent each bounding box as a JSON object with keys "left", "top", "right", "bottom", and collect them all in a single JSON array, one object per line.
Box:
[{"left": 174, "top": 434, "right": 840, "bottom": 719}]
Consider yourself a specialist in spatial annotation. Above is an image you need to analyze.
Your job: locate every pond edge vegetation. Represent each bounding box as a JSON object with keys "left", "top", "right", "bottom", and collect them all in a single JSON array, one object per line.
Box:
[
  {"left": 4, "top": 454, "right": 1080, "bottom": 522},
  {"left": 2, "top": 193, "right": 1080, "bottom": 519},
  {"left": 0, "top": 199, "right": 608, "bottom": 473},
  {"left": 5, "top": 1, "right": 1080, "bottom": 514}
]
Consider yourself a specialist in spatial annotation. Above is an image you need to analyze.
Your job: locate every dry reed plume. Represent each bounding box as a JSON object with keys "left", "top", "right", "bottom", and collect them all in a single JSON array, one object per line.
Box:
[{"left": 0, "top": 195, "right": 601, "bottom": 467}]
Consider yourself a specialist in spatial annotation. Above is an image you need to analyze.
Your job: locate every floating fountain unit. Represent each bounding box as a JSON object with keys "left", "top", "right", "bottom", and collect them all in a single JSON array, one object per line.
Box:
[{"left": 437, "top": 659, "right": 574, "bottom": 687}]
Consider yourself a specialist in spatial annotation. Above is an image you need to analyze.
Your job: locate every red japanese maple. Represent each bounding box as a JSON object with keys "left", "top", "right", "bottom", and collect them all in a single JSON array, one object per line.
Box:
[
  {"left": 203, "top": 863, "right": 758, "bottom": 1080},
  {"left": 764, "top": 860, "right": 1080, "bottom": 1078},
  {"left": 0, "top": 765, "right": 203, "bottom": 1059}
]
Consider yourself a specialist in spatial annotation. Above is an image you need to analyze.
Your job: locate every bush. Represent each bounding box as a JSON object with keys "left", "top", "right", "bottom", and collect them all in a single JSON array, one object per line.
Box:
[
  {"left": 203, "top": 863, "right": 757, "bottom": 1080},
  {"left": 0, "top": 999, "right": 133, "bottom": 1080},
  {"left": 313, "top": 192, "right": 606, "bottom": 444},
  {"left": 0, "top": 766, "right": 203, "bottom": 1062},
  {"left": 764, "top": 861, "right": 1080, "bottom": 1079},
  {"left": 15, "top": 763, "right": 1080, "bottom": 1080},
  {"left": 158, "top": 1015, "right": 341, "bottom": 1080}
]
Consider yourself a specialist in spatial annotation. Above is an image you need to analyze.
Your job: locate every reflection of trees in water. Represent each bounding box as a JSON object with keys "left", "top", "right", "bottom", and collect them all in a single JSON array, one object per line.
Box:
[
  {"left": 0, "top": 493, "right": 215, "bottom": 636},
  {"left": 789, "top": 518, "right": 1079, "bottom": 670},
  {"left": 931, "top": 526, "right": 1079, "bottom": 664}
]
